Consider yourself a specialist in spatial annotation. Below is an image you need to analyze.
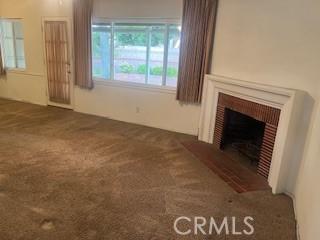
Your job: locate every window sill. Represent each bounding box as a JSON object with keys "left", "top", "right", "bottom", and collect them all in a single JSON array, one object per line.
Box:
[
  {"left": 5, "top": 68, "right": 26, "bottom": 73},
  {"left": 5, "top": 69, "right": 44, "bottom": 77},
  {"left": 93, "top": 78, "right": 177, "bottom": 94}
]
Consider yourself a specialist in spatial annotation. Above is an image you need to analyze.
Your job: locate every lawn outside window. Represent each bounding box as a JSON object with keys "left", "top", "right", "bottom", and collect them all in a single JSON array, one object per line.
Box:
[{"left": 92, "top": 19, "right": 181, "bottom": 88}]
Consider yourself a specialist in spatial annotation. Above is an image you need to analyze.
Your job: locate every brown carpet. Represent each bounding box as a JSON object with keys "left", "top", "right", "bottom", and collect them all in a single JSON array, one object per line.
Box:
[{"left": 0, "top": 98, "right": 296, "bottom": 239}]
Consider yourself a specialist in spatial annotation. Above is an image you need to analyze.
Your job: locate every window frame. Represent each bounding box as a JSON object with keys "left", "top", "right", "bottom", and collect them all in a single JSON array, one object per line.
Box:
[
  {"left": 0, "top": 18, "right": 26, "bottom": 71},
  {"left": 92, "top": 18, "right": 181, "bottom": 90}
]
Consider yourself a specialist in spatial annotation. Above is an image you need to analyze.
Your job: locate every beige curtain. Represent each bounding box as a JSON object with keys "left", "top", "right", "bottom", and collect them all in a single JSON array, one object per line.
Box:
[
  {"left": 176, "top": 0, "right": 218, "bottom": 103},
  {"left": 0, "top": 47, "right": 5, "bottom": 76},
  {"left": 44, "top": 21, "right": 71, "bottom": 104},
  {"left": 73, "top": 0, "right": 93, "bottom": 89}
]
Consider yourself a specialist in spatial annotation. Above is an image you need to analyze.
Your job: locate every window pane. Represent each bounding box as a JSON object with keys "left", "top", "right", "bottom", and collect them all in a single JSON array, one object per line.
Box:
[
  {"left": 114, "top": 24, "right": 147, "bottom": 84},
  {"left": 1, "top": 21, "right": 15, "bottom": 68},
  {"left": 13, "top": 21, "right": 23, "bottom": 39},
  {"left": 149, "top": 26, "right": 165, "bottom": 86},
  {"left": 14, "top": 21, "right": 25, "bottom": 69},
  {"left": 3, "top": 38, "right": 15, "bottom": 68},
  {"left": 90, "top": 22, "right": 180, "bottom": 88},
  {"left": 15, "top": 39, "right": 25, "bottom": 68},
  {"left": 166, "top": 25, "right": 181, "bottom": 87},
  {"left": 92, "top": 24, "right": 111, "bottom": 79},
  {"left": 2, "top": 21, "right": 13, "bottom": 37},
  {"left": 1, "top": 20, "right": 26, "bottom": 69}
]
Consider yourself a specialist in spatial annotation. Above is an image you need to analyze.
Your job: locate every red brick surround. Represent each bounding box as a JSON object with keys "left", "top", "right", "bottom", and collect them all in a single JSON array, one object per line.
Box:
[{"left": 213, "top": 93, "right": 281, "bottom": 178}]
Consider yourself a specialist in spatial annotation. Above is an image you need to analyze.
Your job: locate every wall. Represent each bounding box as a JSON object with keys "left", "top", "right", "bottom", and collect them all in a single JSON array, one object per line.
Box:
[
  {"left": 212, "top": 0, "right": 320, "bottom": 98},
  {"left": 94, "top": 0, "right": 182, "bottom": 19},
  {"left": 74, "top": 83, "right": 200, "bottom": 134},
  {"left": 295, "top": 102, "right": 320, "bottom": 240},
  {"left": 212, "top": 0, "right": 320, "bottom": 239},
  {"left": 0, "top": 0, "right": 200, "bottom": 135}
]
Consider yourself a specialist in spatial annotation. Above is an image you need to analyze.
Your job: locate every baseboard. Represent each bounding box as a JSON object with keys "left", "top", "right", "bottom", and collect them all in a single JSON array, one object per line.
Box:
[
  {"left": 0, "top": 96, "right": 47, "bottom": 106},
  {"left": 74, "top": 107, "right": 198, "bottom": 136},
  {"left": 285, "top": 191, "right": 300, "bottom": 240},
  {"left": 0, "top": 96, "right": 198, "bottom": 136}
]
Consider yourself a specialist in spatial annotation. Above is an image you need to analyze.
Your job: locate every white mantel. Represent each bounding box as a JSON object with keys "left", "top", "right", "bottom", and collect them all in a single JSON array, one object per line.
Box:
[{"left": 199, "top": 74, "right": 306, "bottom": 194}]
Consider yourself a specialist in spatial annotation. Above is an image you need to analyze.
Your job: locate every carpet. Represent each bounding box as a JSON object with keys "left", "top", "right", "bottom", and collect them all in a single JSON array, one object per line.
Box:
[{"left": 0, "top": 98, "right": 296, "bottom": 239}]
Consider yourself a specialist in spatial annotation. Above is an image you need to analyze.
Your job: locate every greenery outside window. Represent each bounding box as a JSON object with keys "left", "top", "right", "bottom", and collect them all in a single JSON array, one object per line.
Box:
[{"left": 92, "top": 21, "right": 181, "bottom": 88}]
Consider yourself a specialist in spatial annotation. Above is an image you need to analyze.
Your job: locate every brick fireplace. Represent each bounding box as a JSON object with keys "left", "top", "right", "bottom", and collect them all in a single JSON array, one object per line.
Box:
[
  {"left": 213, "top": 93, "right": 281, "bottom": 178},
  {"left": 199, "top": 75, "right": 305, "bottom": 194}
]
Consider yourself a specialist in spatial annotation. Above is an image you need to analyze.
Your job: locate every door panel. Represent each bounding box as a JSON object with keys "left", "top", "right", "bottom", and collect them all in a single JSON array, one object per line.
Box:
[{"left": 44, "top": 21, "right": 71, "bottom": 105}]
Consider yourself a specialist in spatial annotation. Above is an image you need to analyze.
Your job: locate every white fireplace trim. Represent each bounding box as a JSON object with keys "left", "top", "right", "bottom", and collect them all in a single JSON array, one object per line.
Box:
[{"left": 199, "top": 74, "right": 305, "bottom": 194}]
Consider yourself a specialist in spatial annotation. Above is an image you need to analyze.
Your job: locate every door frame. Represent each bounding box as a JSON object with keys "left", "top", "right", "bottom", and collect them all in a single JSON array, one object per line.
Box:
[{"left": 41, "top": 16, "right": 75, "bottom": 109}]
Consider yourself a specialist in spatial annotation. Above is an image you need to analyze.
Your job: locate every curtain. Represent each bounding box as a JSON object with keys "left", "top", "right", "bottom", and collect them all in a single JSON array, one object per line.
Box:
[
  {"left": 73, "top": 0, "right": 93, "bottom": 89},
  {"left": 44, "top": 21, "right": 71, "bottom": 104},
  {"left": 0, "top": 47, "right": 5, "bottom": 75},
  {"left": 176, "top": 0, "right": 218, "bottom": 103}
]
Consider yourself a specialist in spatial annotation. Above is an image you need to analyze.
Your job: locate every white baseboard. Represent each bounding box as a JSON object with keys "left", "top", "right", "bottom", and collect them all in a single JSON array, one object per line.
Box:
[
  {"left": 285, "top": 191, "right": 300, "bottom": 240},
  {"left": 0, "top": 96, "right": 47, "bottom": 106}
]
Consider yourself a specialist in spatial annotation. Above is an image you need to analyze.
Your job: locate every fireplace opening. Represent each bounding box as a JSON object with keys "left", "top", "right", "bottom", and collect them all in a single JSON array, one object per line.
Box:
[{"left": 221, "top": 108, "right": 266, "bottom": 173}]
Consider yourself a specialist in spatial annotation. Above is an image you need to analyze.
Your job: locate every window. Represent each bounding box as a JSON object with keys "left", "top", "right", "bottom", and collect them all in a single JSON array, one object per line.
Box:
[
  {"left": 0, "top": 19, "right": 26, "bottom": 69},
  {"left": 92, "top": 21, "right": 181, "bottom": 87},
  {"left": 92, "top": 23, "right": 111, "bottom": 79}
]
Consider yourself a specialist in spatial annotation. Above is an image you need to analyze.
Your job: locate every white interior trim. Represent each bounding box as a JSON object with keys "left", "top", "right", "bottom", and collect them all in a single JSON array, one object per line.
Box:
[
  {"left": 93, "top": 78, "right": 176, "bottom": 95},
  {"left": 93, "top": 17, "right": 181, "bottom": 24}
]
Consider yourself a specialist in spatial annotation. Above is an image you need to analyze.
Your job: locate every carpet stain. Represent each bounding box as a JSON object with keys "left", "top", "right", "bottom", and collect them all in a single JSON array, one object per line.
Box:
[
  {"left": 40, "top": 219, "right": 55, "bottom": 230},
  {"left": 29, "top": 207, "right": 47, "bottom": 215}
]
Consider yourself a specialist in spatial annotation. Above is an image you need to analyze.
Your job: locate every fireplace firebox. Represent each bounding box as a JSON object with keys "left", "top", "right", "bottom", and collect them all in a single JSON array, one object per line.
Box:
[
  {"left": 221, "top": 108, "right": 266, "bottom": 172},
  {"left": 213, "top": 93, "right": 281, "bottom": 179}
]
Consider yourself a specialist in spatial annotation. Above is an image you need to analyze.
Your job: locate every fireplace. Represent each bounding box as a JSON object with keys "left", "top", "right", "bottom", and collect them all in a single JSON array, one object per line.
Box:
[
  {"left": 199, "top": 75, "right": 305, "bottom": 193},
  {"left": 213, "top": 93, "right": 280, "bottom": 178},
  {"left": 221, "top": 108, "right": 266, "bottom": 172}
]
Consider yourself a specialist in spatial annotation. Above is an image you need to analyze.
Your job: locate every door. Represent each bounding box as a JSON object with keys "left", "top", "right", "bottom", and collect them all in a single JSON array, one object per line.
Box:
[{"left": 43, "top": 20, "right": 73, "bottom": 108}]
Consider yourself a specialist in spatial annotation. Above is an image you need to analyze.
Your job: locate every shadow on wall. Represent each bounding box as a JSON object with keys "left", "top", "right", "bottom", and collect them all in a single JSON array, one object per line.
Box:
[{"left": 286, "top": 93, "right": 314, "bottom": 194}]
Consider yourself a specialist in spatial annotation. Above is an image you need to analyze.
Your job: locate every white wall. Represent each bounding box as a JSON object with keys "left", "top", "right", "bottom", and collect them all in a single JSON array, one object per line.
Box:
[
  {"left": 94, "top": 0, "right": 182, "bottom": 19},
  {"left": 0, "top": 0, "right": 200, "bottom": 135},
  {"left": 212, "top": 0, "right": 320, "bottom": 98},
  {"left": 75, "top": 84, "right": 200, "bottom": 134},
  {"left": 295, "top": 102, "right": 320, "bottom": 240},
  {"left": 0, "top": 72, "right": 46, "bottom": 105},
  {"left": 212, "top": 1, "right": 320, "bottom": 239}
]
